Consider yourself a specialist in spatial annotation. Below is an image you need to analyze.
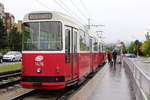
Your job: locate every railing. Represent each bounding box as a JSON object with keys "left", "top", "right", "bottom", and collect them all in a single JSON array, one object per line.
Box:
[{"left": 124, "top": 58, "right": 150, "bottom": 100}]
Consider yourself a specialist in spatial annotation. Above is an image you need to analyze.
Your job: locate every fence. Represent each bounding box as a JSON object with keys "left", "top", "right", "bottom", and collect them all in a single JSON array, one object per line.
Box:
[{"left": 123, "top": 58, "right": 150, "bottom": 100}]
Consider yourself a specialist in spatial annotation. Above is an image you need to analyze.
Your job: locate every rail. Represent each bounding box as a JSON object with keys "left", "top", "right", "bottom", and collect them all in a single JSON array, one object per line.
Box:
[
  {"left": 11, "top": 89, "right": 36, "bottom": 100},
  {"left": 124, "top": 58, "right": 150, "bottom": 100},
  {"left": 0, "top": 69, "right": 21, "bottom": 81},
  {"left": 0, "top": 69, "right": 21, "bottom": 89}
]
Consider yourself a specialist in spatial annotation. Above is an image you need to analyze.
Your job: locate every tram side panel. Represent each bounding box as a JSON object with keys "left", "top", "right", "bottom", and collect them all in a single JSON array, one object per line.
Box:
[{"left": 78, "top": 53, "right": 91, "bottom": 78}]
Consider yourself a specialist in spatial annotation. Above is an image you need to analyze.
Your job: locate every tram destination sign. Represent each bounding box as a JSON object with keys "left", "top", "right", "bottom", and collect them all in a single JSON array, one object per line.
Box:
[{"left": 29, "top": 13, "right": 52, "bottom": 20}]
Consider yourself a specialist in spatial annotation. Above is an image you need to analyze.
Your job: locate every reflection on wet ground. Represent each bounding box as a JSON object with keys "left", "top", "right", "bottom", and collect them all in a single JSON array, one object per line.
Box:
[{"left": 89, "top": 63, "right": 135, "bottom": 100}]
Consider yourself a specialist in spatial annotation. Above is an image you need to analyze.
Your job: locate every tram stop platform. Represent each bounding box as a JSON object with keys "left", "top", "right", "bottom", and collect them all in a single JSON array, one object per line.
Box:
[{"left": 70, "top": 63, "right": 135, "bottom": 100}]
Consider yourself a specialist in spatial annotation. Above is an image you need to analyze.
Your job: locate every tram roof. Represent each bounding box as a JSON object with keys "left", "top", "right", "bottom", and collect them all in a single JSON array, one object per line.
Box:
[{"left": 23, "top": 11, "right": 87, "bottom": 30}]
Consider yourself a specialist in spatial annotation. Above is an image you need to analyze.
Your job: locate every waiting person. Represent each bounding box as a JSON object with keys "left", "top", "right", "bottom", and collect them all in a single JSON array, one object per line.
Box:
[
  {"left": 112, "top": 49, "right": 117, "bottom": 66},
  {"left": 107, "top": 51, "right": 112, "bottom": 64}
]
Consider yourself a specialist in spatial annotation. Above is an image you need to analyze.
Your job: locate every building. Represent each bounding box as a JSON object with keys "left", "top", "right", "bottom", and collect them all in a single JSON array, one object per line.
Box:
[
  {"left": 0, "top": 2, "right": 4, "bottom": 19},
  {"left": 16, "top": 20, "right": 23, "bottom": 32},
  {"left": 4, "top": 12, "right": 15, "bottom": 38}
]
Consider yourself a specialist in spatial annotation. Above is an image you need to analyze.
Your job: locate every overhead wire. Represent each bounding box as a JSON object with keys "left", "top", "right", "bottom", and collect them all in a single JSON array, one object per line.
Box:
[
  {"left": 35, "top": 0, "right": 52, "bottom": 10},
  {"left": 57, "top": 0, "right": 87, "bottom": 23},
  {"left": 79, "top": 0, "right": 90, "bottom": 18},
  {"left": 35, "top": 0, "right": 87, "bottom": 24},
  {"left": 52, "top": 0, "right": 73, "bottom": 16},
  {"left": 70, "top": 0, "right": 88, "bottom": 19}
]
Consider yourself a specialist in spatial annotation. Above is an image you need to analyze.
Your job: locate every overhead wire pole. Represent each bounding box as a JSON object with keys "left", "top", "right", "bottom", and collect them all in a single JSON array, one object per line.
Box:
[
  {"left": 88, "top": 18, "right": 105, "bottom": 30},
  {"left": 79, "top": 0, "right": 105, "bottom": 31},
  {"left": 88, "top": 18, "right": 91, "bottom": 30},
  {"left": 79, "top": 0, "right": 105, "bottom": 46},
  {"left": 79, "top": 0, "right": 91, "bottom": 26}
]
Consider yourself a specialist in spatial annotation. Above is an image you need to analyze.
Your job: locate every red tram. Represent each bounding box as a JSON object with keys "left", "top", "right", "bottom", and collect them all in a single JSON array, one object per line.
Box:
[{"left": 21, "top": 11, "right": 106, "bottom": 89}]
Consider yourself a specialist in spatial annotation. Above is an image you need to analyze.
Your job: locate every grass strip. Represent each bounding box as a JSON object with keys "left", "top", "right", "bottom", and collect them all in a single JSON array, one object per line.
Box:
[{"left": 0, "top": 64, "right": 21, "bottom": 72}]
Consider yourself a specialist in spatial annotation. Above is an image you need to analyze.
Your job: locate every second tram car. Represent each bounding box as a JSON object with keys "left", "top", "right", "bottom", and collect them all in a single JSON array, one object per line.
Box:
[{"left": 21, "top": 11, "right": 106, "bottom": 89}]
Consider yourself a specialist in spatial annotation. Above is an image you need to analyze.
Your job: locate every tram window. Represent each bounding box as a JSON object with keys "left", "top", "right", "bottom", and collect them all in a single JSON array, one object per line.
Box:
[
  {"left": 93, "top": 39, "right": 98, "bottom": 51},
  {"left": 74, "top": 31, "right": 77, "bottom": 53},
  {"left": 99, "top": 44, "right": 102, "bottom": 52},
  {"left": 89, "top": 38, "right": 92, "bottom": 51},
  {"left": 40, "top": 22, "right": 62, "bottom": 50},
  {"left": 65, "top": 29, "right": 70, "bottom": 52},
  {"left": 65, "top": 29, "right": 70, "bottom": 63},
  {"left": 79, "top": 30, "right": 90, "bottom": 51},
  {"left": 23, "top": 21, "right": 62, "bottom": 51},
  {"left": 23, "top": 22, "right": 39, "bottom": 50},
  {"left": 85, "top": 34, "right": 90, "bottom": 51}
]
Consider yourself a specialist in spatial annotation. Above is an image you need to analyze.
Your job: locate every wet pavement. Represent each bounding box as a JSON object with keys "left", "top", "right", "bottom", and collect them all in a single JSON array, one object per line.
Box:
[{"left": 88, "top": 63, "right": 134, "bottom": 100}]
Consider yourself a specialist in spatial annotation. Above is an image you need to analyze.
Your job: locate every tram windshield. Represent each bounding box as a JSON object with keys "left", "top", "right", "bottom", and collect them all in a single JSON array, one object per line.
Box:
[{"left": 23, "top": 21, "right": 62, "bottom": 51}]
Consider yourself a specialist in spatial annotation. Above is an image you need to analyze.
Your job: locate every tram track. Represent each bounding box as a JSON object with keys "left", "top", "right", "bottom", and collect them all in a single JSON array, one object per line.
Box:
[
  {"left": 11, "top": 64, "right": 105, "bottom": 100},
  {"left": 0, "top": 69, "right": 21, "bottom": 80},
  {"left": 11, "top": 89, "right": 38, "bottom": 100},
  {"left": 7, "top": 75, "right": 93, "bottom": 100},
  {"left": 0, "top": 69, "right": 21, "bottom": 89}
]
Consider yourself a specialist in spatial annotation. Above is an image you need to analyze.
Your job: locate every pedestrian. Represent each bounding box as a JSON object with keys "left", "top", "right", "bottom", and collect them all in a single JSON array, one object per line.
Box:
[
  {"left": 112, "top": 49, "right": 117, "bottom": 66},
  {"left": 107, "top": 51, "right": 112, "bottom": 64}
]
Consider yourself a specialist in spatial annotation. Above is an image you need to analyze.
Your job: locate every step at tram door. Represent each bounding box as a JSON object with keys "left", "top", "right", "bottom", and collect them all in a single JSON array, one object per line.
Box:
[{"left": 65, "top": 26, "right": 78, "bottom": 80}]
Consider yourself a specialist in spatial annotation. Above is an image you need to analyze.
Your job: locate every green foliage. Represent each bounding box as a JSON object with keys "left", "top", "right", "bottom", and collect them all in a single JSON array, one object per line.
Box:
[
  {"left": 128, "top": 40, "right": 143, "bottom": 55},
  {"left": 0, "top": 19, "right": 22, "bottom": 51},
  {"left": 141, "top": 39, "right": 150, "bottom": 56},
  {"left": 145, "top": 32, "right": 150, "bottom": 40},
  {"left": 128, "top": 42, "right": 136, "bottom": 53},
  {"left": 9, "top": 26, "right": 22, "bottom": 51},
  {"left": 120, "top": 41, "right": 127, "bottom": 53},
  {"left": 0, "top": 48, "right": 11, "bottom": 54},
  {"left": 105, "top": 45, "right": 114, "bottom": 53},
  {"left": 140, "top": 32, "right": 150, "bottom": 56},
  {"left": 0, "top": 18, "right": 7, "bottom": 49}
]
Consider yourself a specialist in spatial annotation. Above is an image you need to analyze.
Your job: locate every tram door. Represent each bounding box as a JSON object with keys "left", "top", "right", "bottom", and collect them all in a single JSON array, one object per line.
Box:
[{"left": 65, "top": 26, "right": 78, "bottom": 80}]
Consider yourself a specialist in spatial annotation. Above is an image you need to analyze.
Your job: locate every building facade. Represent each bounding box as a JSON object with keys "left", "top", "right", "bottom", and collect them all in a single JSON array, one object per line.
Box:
[
  {"left": 4, "top": 13, "right": 15, "bottom": 38},
  {"left": 16, "top": 20, "right": 23, "bottom": 32},
  {"left": 0, "top": 3, "right": 4, "bottom": 19}
]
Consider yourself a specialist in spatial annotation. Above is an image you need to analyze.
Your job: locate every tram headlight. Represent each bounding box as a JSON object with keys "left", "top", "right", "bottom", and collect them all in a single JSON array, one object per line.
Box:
[{"left": 37, "top": 68, "right": 42, "bottom": 73}]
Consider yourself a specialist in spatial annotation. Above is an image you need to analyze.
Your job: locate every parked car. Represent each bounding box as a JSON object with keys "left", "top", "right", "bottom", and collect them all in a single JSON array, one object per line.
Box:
[
  {"left": 0, "top": 53, "right": 3, "bottom": 63},
  {"left": 125, "top": 53, "right": 136, "bottom": 58},
  {"left": 3, "top": 51, "right": 22, "bottom": 62}
]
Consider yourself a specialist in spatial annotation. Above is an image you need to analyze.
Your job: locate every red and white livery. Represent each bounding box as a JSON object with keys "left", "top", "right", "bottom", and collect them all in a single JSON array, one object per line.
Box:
[{"left": 21, "top": 11, "right": 106, "bottom": 89}]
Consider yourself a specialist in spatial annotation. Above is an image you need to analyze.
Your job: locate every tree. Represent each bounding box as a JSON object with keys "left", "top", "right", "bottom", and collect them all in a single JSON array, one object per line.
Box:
[
  {"left": 141, "top": 40, "right": 150, "bottom": 56},
  {"left": 128, "top": 40, "right": 142, "bottom": 56},
  {"left": 134, "top": 40, "right": 140, "bottom": 56},
  {"left": 120, "top": 41, "right": 127, "bottom": 53},
  {"left": 105, "top": 44, "right": 115, "bottom": 53},
  {"left": 0, "top": 18, "right": 7, "bottom": 49},
  {"left": 140, "top": 32, "right": 150, "bottom": 56},
  {"left": 145, "top": 32, "right": 150, "bottom": 40},
  {"left": 128, "top": 42, "right": 135, "bottom": 53},
  {"left": 9, "top": 26, "right": 22, "bottom": 51}
]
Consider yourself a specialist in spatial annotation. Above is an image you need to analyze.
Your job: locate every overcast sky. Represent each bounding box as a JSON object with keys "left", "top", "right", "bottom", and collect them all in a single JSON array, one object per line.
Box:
[{"left": 1, "top": 0, "right": 150, "bottom": 44}]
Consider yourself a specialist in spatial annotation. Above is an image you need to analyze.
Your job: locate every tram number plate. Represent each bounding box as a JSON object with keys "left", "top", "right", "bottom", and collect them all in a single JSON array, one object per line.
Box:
[{"left": 33, "top": 82, "right": 41, "bottom": 86}]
